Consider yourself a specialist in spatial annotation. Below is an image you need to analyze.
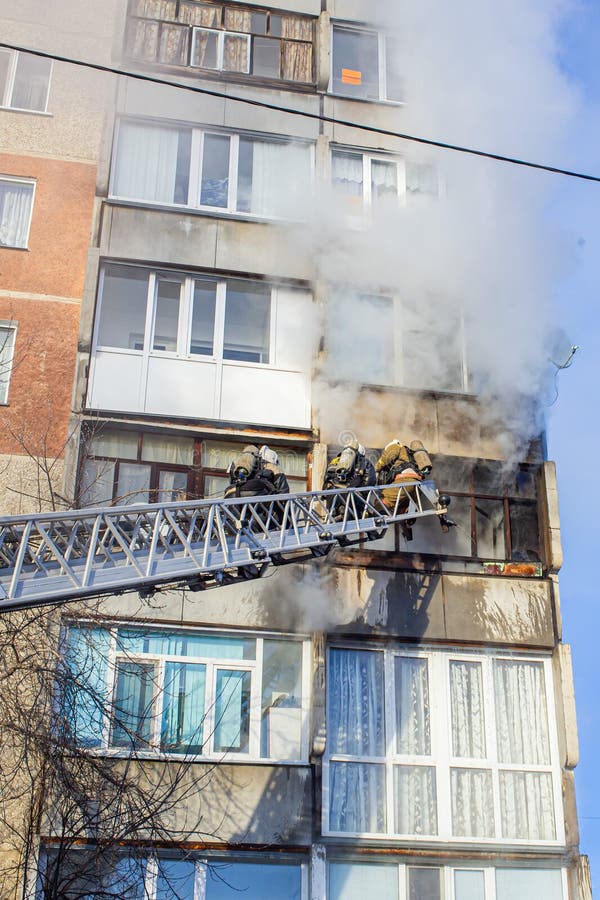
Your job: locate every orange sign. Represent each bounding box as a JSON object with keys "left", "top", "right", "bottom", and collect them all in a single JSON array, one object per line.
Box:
[{"left": 341, "top": 68, "right": 362, "bottom": 85}]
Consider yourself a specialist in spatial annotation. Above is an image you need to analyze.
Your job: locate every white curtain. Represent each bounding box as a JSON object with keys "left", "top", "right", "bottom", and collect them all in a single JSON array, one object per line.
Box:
[
  {"left": 450, "top": 660, "right": 486, "bottom": 758},
  {"left": 80, "top": 459, "right": 116, "bottom": 507},
  {"left": 113, "top": 121, "right": 180, "bottom": 203},
  {"left": 0, "top": 326, "right": 15, "bottom": 403},
  {"left": 0, "top": 181, "right": 33, "bottom": 248},
  {"left": 371, "top": 160, "right": 397, "bottom": 201},
  {"left": 394, "top": 657, "right": 430, "bottom": 755},
  {"left": 499, "top": 771, "right": 556, "bottom": 840},
  {"left": 330, "top": 761, "right": 386, "bottom": 833},
  {"left": 141, "top": 433, "right": 194, "bottom": 465},
  {"left": 451, "top": 768, "right": 494, "bottom": 837},
  {"left": 332, "top": 151, "right": 363, "bottom": 197},
  {"left": 249, "top": 141, "right": 285, "bottom": 217},
  {"left": 116, "top": 462, "right": 151, "bottom": 504},
  {"left": 494, "top": 661, "right": 550, "bottom": 764},
  {"left": 394, "top": 765, "right": 437, "bottom": 835},
  {"left": 90, "top": 428, "right": 138, "bottom": 460}
]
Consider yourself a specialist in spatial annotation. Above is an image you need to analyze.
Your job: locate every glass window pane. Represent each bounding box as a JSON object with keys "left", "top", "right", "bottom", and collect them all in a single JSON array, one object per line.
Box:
[
  {"left": 261, "top": 639, "right": 303, "bottom": 759},
  {"left": 332, "top": 151, "right": 363, "bottom": 198},
  {"left": 141, "top": 433, "right": 194, "bottom": 465},
  {"left": 327, "top": 293, "right": 394, "bottom": 386},
  {"left": 385, "top": 36, "right": 403, "bottom": 101},
  {"left": 408, "top": 867, "right": 441, "bottom": 900},
  {"left": 451, "top": 768, "right": 495, "bottom": 837},
  {"left": 329, "top": 648, "right": 385, "bottom": 755},
  {"left": 454, "top": 870, "right": 485, "bottom": 900},
  {"left": 113, "top": 121, "right": 191, "bottom": 205},
  {"left": 223, "top": 281, "right": 270, "bottom": 363},
  {"left": 251, "top": 11, "right": 267, "bottom": 34},
  {"left": 269, "top": 14, "right": 282, "bottom": 37},
  {"left": 237, "top": 138, "right": 310, "bottom": 218},
  {"left": 371, "top": 160, "right": 398, "bottom": 202},
  {"left": 252, "top": 36, "right": 280, "bottom": 77},
  {"left": 329, "top": 761, "right": 386, "bottom": 832},
  {"left": 80, "top": 458, "right": 116, "bottom": 507},
  {"left": 394, "top": 766, "right": 437, "bottom": 835},
  {"left": 90, "top": 427, "right": 139, "bottom": 460},
  {"left": 161, "top": 662, "right": 206, "bottom": 753},
  {"left": 0, "top": 50, "right": 11, "bottom": 104},
  {"left": 494, "top": 660, "right": 550, "bottom": 765},
  {"left": 97, "top": 265, "right": 149, "bottom": 350},
  {"left": 223, "top": 33, "right": 249, "bottom": 72},
  {"left": 157, "top": 859, "right": 196, "bottom": 900},
  {"left": 112, "top": 661, "right": 155, "bottom": 748},
  {"left": 403, "top": 494, "right": 472, "bottom": 557},
  {"left": 192, "top": 28, "right": 219, "bottom": 68},
  {"left": 499, "top": 771, "right": 556, "bottom": 840},
  {"left": 191, "top": 280, "right": 217, "bottom": 354},
  {"left": 116, "top": 629, "right": 256, "bottom": 660},
  {"left": 206, "top": 862, "right": 301, "bottom": 900},
  {"left": 116, "top": 462, "right": 151, "bottom": 504},
  {"left": 0, "top": 179, "right": 33, "bottom": 248},
  {"left": 157, "top": 469, "right": 188, "bottom": 502},
  {"left": 329, "top": 863, "right": 398, "bottom": 900},
  {"left": 395, "top": 656, "right": 430, "bottom": 755},
  {"left": 214, "top": 669, "right": 251, "bottom": 752},
  {"left": 12, "top": 52, "right": 51, "bottom": 111},
  {"left": 332, "top": 27, "right": 379, "bottom": 99},
  {"left": 204, "top": 473, "right": 229, "bottom": 498},
  {"left": 475, "top": 498, "right": 506, "bottom": 559},
  {"left": 201, "top": 440, "right": 247, "bottom": 468},
  {"left": 450, "top": 660, "right": 486, "bottom": 758},
  {"left": 509, "top": 500, "right": 540, "bottom": 561},
  {"left": 200, "top": 133, "right": 230, "bottom": 207},
  {"left": 153, "top": 279, "right": 181, "bottom": 351},
  {"left": 63, "top": 627, "right": 110, "bottom": 747},
  {"left": 495, "top": 869, "right": 563, "bottom": 900}
]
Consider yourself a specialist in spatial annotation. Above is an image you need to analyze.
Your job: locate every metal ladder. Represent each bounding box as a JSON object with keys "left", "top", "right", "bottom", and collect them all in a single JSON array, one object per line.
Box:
[{"left": 0, "top": 481, "right": 449, "bottom": 611}]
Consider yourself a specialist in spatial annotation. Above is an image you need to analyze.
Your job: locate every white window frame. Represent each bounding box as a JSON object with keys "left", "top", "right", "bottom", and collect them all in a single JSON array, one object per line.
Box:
[
  {"left": 0, "top": 320, "right": 17, "bottom": 404},
  {"left": 0, "top": 175, "right": 36, "bottom": 250},
  {"left": 65, "top": 621, "right": 311, "bottom": 765},
  {"left": 191, "top": 27, "right": 251, "bottom": 74},
  {"left": 330, "top": 147, "right": 407, "bottom": 207},
  {"left": 0, "top": 48, "right": 52, "bottom": 113},
  {"left": 322, "top": 644, "right": 564, "bottom": 847},
  {"left": 329, "top": 24, "right": 401, "bottom": 103},
  {"left": 94, "top": 265, "right": 278, "bottom": 371},
  {"left": 327, "top": 860, "right": 570, "bottom": 900},
  {"left": 109, "top": 118, "right": 314, "bottom": 221}
]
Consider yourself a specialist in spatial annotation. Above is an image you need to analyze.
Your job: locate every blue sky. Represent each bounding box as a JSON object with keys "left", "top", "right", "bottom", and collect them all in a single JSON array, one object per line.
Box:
[{"left": 547, "top": 1, "right": 600, "bottom": 890}]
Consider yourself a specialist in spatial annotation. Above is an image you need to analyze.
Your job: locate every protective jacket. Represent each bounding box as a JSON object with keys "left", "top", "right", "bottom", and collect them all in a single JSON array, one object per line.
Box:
[
  {"left": 374, "top": 439, "right": 432, "bottom": 513},
  {"left": 323, "top": 442, "right": 376, "bottom": 491},
  {"left": 225, "top": 445, "right": 289, "bottom": 499}
]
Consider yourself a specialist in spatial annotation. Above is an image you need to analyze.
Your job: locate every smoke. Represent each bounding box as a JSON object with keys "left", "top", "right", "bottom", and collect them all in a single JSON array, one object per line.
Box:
[{"left": 305, "top": 0, "right": 580, "bottom": 466}]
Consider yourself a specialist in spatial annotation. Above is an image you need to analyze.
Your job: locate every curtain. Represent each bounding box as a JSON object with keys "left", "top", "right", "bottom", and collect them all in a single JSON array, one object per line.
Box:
[
  {"left": 161, "top": 662, "right": 206, "bottom": 752},
  {"left": 494, "top": 661, "right": 550, "bottom": 764},
  {"left": 80, "top": 459, "right": 116, "bottom": 507},
  {"left": 112, "top": 661, "right": 155, "bottom": 747},
  {"left": 371, "top": 160, "right": 398, "bottom": 202},
  {"left": 90, "top": 428, "right": 138, "bottom": 460},
  {"left": 499, "top": 771, "right": 556, "bottom": 840},
  {"left": 214, "top": 669, "right": 251, "bottom": 752},
  {"left": 330, "top": 762, "right": 386, "bottom": 833},
  {"left": 116, "top": 628, "right": 254, "bottom": 660},
  {"left": 141, "top": 433, "right": 194, "bottom": 465},
  {"left": 0, "top": 180, "right": 33, "bottom": 248},
  {"left": 394, "top": 656, "right": 430, "bottom": 755},
  {"left": 249, "top": 140, "right": 309, "bottom": 217},
  {"left": 179, "top": 3, "right": 220, "bottom": 26},
  {"left": 116, "top": 462, "right": 151, "bottom": 504},
  {"left": 223, "top": 34, "right": 249, "bottom": 72},
  {"left": 223, "top": 8, "right": 251, "bottom": 32},
  {"left": 450, "top": 660, "right": 486, "bottom": 758},
  {"left": 0, "top": 326, "right": 15, "bottom": 404},
  {"left": 450, "top": 768, "right": 494, "bottom": 837},
  {"left": 328, "top": 649, "right": 384, "bottom": 755},
  {"left": 128, "top": 19, "right": 160, "bottom": 59},
  {"left": 281, "top": 40, "right": 312, "bottom": 82},
  {"left": 113, "top": 121, "right": 181, "bottom": 204},
  {"left": 158, "top": 23, "right": 188, "bottom": 64},
  {"left": 11, "top": 53, "right": 51, "bottom": 111},
  {"left": 331, "top": 152, "right": 363, "bottom": 197},
  {"left": 394, "top": 765, "right": 437, "bottom": 835},
  {"left": 63, "top": 626, "right": 110, "bottom": 747}
]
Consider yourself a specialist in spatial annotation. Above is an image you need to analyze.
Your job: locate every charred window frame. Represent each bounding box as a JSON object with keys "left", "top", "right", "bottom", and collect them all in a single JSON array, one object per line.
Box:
[
  {"left": 125, "top": 0, "right": 316, "bottom": 87},
  {"left": 77, "top": 427, "right": 308, "bottom": 507}
]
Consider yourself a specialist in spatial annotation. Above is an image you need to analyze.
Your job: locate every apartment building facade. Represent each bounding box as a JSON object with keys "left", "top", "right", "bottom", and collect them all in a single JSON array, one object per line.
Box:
[{"left": 2, "top": 0, "right": 590, "bottom": 898}]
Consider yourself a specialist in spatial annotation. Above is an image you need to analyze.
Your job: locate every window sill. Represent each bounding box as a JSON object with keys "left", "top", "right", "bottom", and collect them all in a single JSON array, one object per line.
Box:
[
  {"left": 0, "top": 105, "right": 52, "bottom": 117},
  {"left": 325, "top": 91, "right": 405, "bottom": 107},
  {"left": 125, "top": 56, "right": 317, "bottom": 94},
  {"left": 106, "top": 197, "right": 308, "bottom": 227},
  {"left": 83, "top": 747, "right": 310, "bottom": 767},
  {"left": 0, "top": 244, "right": 29, "bottom": 252}
]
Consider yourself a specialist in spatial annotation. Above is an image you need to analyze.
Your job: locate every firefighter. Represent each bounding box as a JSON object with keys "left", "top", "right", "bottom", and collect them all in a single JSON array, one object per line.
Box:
[
  {"left": 322, "top": 439, "right": 376, "bottom": 491},
  {"left": 374, "top": 439, "right": 433, "bottom": 539},
  {"left": 225, "top": 445, "right": 289, "bottom": 499}
]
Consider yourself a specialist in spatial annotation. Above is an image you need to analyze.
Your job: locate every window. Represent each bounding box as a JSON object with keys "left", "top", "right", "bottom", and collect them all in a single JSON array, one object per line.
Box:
[
  {"left": 0, "top": 176, "right": 35, "bottom": 248},
  {"left": 324, "top": 646, "right": 561, "bottom": 844},
  {"left": 78, "top": 428, "right": 307, "bottom": 507},
  {"left": 0, "top": 322, "right": 16, "bottom": 404},
  {"left": 126, "top": 0, "right": 314, "bottom": 85},
  {"left": 111, "top": 119, "right": 312, "bottom": 219},
  {"left": 331, "top": 26, "right": 401, "bottom": 102},
  {"left": 39, "top": 849, "right": 306, "bottom": 900},
  {"left": 332, "top": 149, "right": 405, "bottom": 208},
  {"left": 328, "top": 863, "right": 566, "bottom": 900},
  {"left": 62, "top": 623, "right": 310, "bottom": 762},
  {"left": 0, "top": 49, "right": 51, "bottom": 112}
]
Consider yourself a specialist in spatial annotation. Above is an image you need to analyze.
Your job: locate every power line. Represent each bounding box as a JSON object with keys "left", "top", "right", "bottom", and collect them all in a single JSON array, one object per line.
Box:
[{"left": 2, "top": 40, "right": 599, "bottom": 184}]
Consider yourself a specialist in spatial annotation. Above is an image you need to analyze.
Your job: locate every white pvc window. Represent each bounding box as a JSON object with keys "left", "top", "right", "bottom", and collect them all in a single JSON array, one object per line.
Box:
[
  {"left": 332, "top": 148, "right": 406, "bottom": 206},
  {"left": 63, "top": 623, "right": 310, "bottom": 763},
  {"left": 191, "top": 27, "right": 251, "bottom": 73},
  {"left": 0, "top": 176, "right": 35, "bottom": 248},
  {"left": 0, "top": 49, "right": 52, "bottom": 112},
  {"left": 0, "top": 323, "right": 16, "bottom": 404},
  {"left": 111, "top": 119, "right": 312, "bottom": 219},
  {"left": 324, "top": 647, "right": 562, "bottom": 845},
  {"left": 330, "top": 26, "right": 402, "bottom": 102}
]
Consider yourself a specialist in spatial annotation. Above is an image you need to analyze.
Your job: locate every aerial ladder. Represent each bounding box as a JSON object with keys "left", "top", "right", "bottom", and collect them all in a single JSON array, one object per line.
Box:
[{"left": 0, "top": 481, "right": 451, "bottom": 612}]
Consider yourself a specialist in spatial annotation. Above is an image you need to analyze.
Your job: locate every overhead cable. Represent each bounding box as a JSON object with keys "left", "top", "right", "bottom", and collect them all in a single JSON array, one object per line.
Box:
[{"left": 2, "top": 41, "right": 599, "bottom": 184}]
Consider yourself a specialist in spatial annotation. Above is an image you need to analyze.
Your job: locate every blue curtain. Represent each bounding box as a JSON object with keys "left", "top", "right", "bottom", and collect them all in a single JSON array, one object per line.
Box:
[
  {"left": 117, "top": 628, "right": 255, "bottom": 660},
  {"left": 161, "top": 662, "right": 206, "bottom": 753},
  {"left": 112, "top": 661, "right": 155, "bottom": 748},
  {"left": 63, "top": 626, "right": 110, "bottom": 747}
]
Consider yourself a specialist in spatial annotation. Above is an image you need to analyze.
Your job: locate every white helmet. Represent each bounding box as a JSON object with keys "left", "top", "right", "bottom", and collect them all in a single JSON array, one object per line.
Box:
[{"left": 259, "top": 445, "right": 279, "bottom": 466}]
